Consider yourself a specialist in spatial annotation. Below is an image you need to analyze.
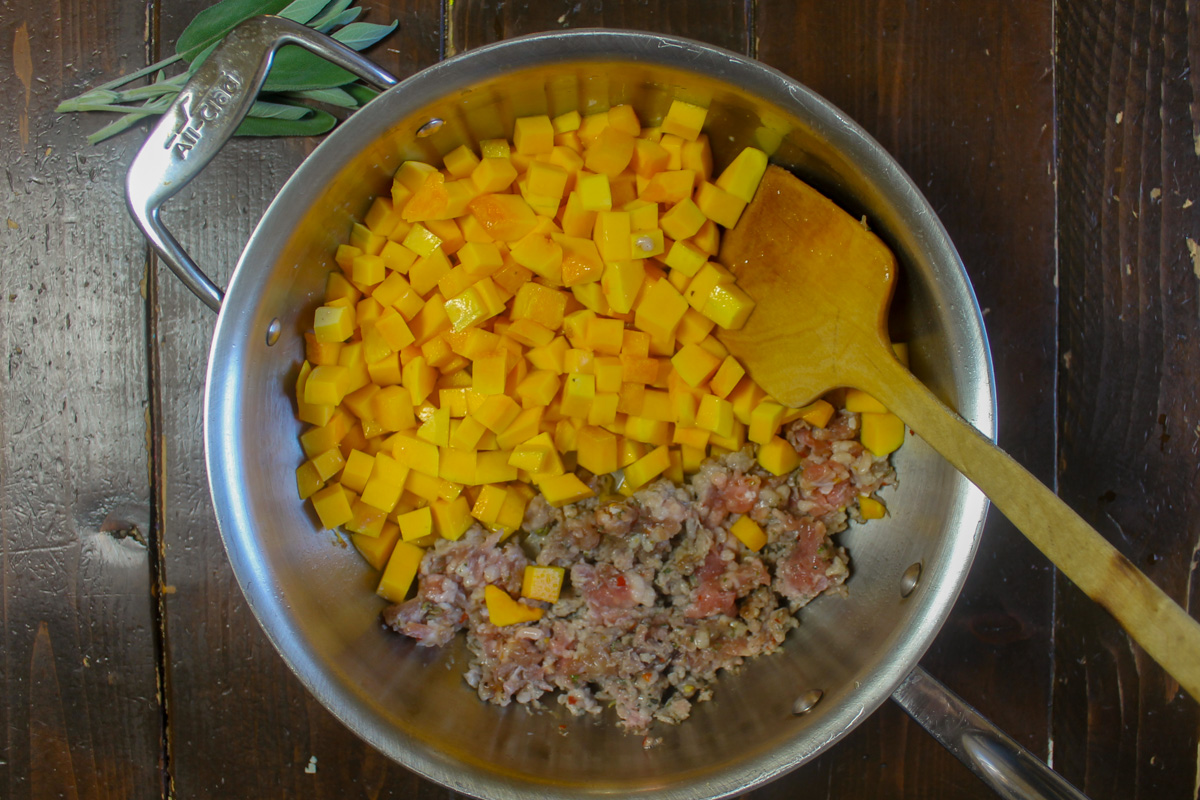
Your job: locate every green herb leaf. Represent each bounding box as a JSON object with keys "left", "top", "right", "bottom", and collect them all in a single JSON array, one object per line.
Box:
[
  {"left": 81, "top": 54, "right": 184, "bottom": 95},
  {"left": 260, "top": 48, "right": 357, "bottom": 91},
  {"left": 87, "top": 111, "right": 161, "bottom": 145},
  {"left": 282, "top": 87, "right": 358, "bottom": 108},
  {"left": 315, "top": 7, "right": 362, "bottom": 33},
  {"left": 329, "top": 20, "right": 397, "bottom": 50},
  {"left": 175, "top": 0, "right": 291, "bottom": 62},
  {"left": 236, "top": 107, "right": 336, "bottom": 136},
  {"left": 186, "top": 41, "right": 222, "bottom": 74},
  {"left": 342, "top": 83, "right": 379, "bottom": 107},
  {"left": 62, "top": 0, "right": 397, "bottom": 145},
  {"left": 277, "top": 0, "right": 333, "bottom": 25},
  {"left": 247, "top": 100, "right": 314, "bottom": 120},
  {"left": 256, "top": 19, "right": 396, "bottom": 91},
  {"left": 308, "top": 0, "right": 354, "bottom": 30}
]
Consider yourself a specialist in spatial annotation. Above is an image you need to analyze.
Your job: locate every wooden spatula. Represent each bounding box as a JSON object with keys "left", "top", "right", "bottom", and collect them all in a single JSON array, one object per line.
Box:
[{"left": 718, "top": 165, "right": 1200, "bottom": 701}]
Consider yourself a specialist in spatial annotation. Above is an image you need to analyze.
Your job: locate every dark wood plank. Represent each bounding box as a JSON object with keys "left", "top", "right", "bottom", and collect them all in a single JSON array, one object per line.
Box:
[
  {"left": 147, "top": 1, "right": 447, "bottom": 797},
  {"left": 0, "top": 6, "right": 162, "bottom": 800},
  {"left": 753, "top": 2, "right": 1058, "bottom": 797},
  {"left": 1054, "top": 0, "right": 1200, "bottom": 797},
  {"left": 449, "top": 0, "right": 750, "bottom": 53}
]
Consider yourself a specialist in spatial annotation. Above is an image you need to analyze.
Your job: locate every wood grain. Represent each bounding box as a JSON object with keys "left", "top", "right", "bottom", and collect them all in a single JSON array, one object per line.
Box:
[
  {"left": 0, "top": 4, "right": 162, "bottom": 799},
  {"left": 146, "top": 1, "right": 446, "bottom": 797},
  {"left": 7, "top": 0, "right": 1198, "bottom": 796},
  {"left": 753, "top": 2, "right": 1058, "bottom": 797},
  {"left": 1054, "top": 0, "right": 1200, "bottom": 797},
  {"left": 448, "top": 0, "right": 750, "bottom": 54}
]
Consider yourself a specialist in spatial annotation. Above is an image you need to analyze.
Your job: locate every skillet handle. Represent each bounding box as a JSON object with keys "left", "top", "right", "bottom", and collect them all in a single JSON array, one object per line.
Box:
[
  {"left": 893, "top": 667, "right": 1091, "bottom": 800},
  {"left": 125, "top": 15, "right": 397, "bottom": 312}
]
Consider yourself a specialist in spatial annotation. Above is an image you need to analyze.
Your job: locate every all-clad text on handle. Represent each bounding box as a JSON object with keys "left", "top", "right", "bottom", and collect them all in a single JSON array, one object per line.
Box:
[{"left": 125, "top": 15, "right": 397, "bottom": 312}]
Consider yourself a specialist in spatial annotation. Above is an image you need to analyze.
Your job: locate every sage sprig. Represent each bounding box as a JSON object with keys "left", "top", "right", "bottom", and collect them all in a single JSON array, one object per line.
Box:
[{"left": 56, "top": 0, "right": 396, "bottom": 144}]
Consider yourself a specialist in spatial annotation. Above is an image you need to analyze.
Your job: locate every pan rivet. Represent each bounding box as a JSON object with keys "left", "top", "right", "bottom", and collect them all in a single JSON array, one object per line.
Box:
[
  {"left": 792, "top": 689, "right": 823, "bottom": 715},
  {"left": 266, "top": 318, "right": 281, "bottom": 346},
  {"left": 416, "top": 118, "right": 445, "bottom": 137},
  {"left": 900, "top": 562, "right": 922, "bottom": 598}
]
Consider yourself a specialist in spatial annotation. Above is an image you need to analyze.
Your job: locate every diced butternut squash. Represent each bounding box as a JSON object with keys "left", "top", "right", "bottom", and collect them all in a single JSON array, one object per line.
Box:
[
  {"left": 512, "top": 282, "right": 568, "bottom": 330},
  {"left": 295, "top": 105, "right": 907, "bottom": 613},
  {"left": 695, "top": 394, "right": 734, "bottom": 438},
  {"left": 624, "top": 444, "right": 671, "bottom": 490},
  {"left": 860, "top": 412, "right": 905, "bottom": 456},
  {"left": 859, "top": 495, "right": 887, "bottom": 520},
  {"left": 709, "top": 356, "right": 745, "bottom": 399},
  {"left": 671, "top": 343, "right": 721, "bottom": 388},
  {"left": 354, "top": 520, "right": 401, "bottom": 570},
  {"left": 634, "top": 278, "right": 688, "bottom": 339},
  {"left": 600, "top": 260, "right": 645, "bottom": 314},
  {"left": 431, "top": 495, "right": 474, "bottom": 540},
  {"left": 575, "top": 425, "right": 619, "bottom": 475},
  {"left": 584, "top": 127, "right": 636, "bottom": 176},
  {"left": 538, "top": 473, "right": 594, "bottom": 507},
  {"left": 296, "top": 461, "right": 324, "bottom": 500},
  {"left": 311, "top": 483, "right": 354, "bottom": 529},
  {"left": 468, "top": 194, "right": 538, "bottom": 242},
  {"left": 797, "top": 398, "right": 836, "bottom": 428},
  {"left": 729, "top": 515, "right": 767, "bottom": 551},
  {"left": 660, "top": 99, "right": 708, "bottom": 141},
  {"left": 659, "top": 198, "right": 707, "bottom": 241},
  {"left": 485, "top": 584, "right": 544, "bottom": 626},
  {"left": 396, "top": 506, "right": 433, "bottom": 541},
  {"left": 845, "top": 389, "right": 888, "bottom": 414},
  {"left": 521, "top": 565, "right": 565, "bottom": 603},
  {"left": 592, "top": 211, "right": 632, "bottom": 262},
  {"left": 514, "top": 115, "right": 555, "bottom": 155},
  {"left": 377, "top": 541, "right": 424, "bottom": 602},
  {"left": 700, "top": 282, "right": 756, "bottom": 330},
  {"left": 757, "top": 436, "right": 800, "bottom": 476},
  {"left": 715, "top": 147, "right": 769, "bottom": 203},
  {"left": 472, "top": 157, "right": 518, "bottom": 193},
  {"left": 313, "top": 304, "right": 356, "bottom": 343}
]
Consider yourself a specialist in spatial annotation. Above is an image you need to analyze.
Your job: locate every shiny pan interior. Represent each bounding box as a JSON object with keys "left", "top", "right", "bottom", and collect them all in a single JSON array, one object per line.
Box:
[{"left": 204, "top": 29, "right": 994, "bottom": 800}]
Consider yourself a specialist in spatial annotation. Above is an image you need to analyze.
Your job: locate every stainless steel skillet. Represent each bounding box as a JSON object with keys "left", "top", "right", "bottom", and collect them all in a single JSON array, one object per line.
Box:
[{"left": 126, "top": 17, "right": 1088, "bottom": 800}]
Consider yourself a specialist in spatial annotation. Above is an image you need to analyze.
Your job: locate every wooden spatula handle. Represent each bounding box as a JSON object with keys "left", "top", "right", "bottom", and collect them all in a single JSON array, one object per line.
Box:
[{"left": 864, "top": 355, "right": 1200, "bottom": 701}]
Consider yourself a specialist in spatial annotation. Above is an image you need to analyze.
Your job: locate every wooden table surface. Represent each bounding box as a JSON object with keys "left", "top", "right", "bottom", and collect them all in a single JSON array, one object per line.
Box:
[{"left": 3, "top": 0, "right": 1199, "bottom": 797}]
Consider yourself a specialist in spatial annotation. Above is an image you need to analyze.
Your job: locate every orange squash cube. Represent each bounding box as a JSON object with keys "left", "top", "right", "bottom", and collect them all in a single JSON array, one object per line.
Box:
[
  {"left": 467, "top": 194, "right": 539, "bottom": 242},
  {"left": 521, "top": 565, "right": 566, "bottom": 603},
  {"left": 660, "top": 99, "right": 708, "bottom": 141},
  {"left": 485, "top": 584, "right": 544, "bottom": 625},
  {"left": 514, "top": 115, "right": 555, "bottom": 155},
  {"left": 659, "top": 197, "right": 707, "bottom": 241},
  {"left": 584, "top": 126, "right": 636, "bottom": 176},
  {"left": 512, "top": 283, "right": 569, "bottom": 330},
  {"left": 757, "top": 435, "right": 800, "bottom": 476},
  {"left": 538, "top": 473, "right": 595, "bottom": 507},
  {"left": 376, "top": 541, "right": 425, "bottom": 603}
]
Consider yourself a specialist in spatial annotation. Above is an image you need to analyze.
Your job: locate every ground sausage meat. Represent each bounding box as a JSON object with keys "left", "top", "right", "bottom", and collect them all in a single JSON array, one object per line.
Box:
[{"left": 383, "top": 412, "right": 894, "bottom": 734}]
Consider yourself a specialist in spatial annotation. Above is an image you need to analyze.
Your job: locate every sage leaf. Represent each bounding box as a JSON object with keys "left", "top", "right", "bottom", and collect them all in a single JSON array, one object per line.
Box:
[
  {"left": 260, "top": 48, "right": 358, "bottom": 91},
  {"left": 328, "top": 20, "right": 397, "bottom": 50},
  {"left": 236, "top": 107, "right": 336, "bottom": 136},
  {"left": 343, "top": 83, "right": 379, "bottom": 106},
  {"left": 283, "top": 87, "right": 358, "bottom": 108},
  {"left": 85, "top": 54, "right": 184, "bottom": 94},
  {"left": 87, "top": 111, "right": 161, "bottom": 145},
  {"left": 308, "top": 0, "right": 355, "bottom": 30},
  {"left": 257, "top": 19, "right": 395, "bottom": 91},
  {"left": 175, "top": 0, "right": 291, "bottom": 62},
  {"left": 247, "top": 100, "right": 313, "bottom": 120},
  {"left": 60, "top": 0, "right": 398, "bottom": 145},
  {"left": 186, "top": 41, "right": 221, "bottom": 74},
  {"left": 315, "top": 7, "right": 362, "bottom": 33},
  {"left": 277, "top": 0, "right": 333, "bottom": 25}
]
